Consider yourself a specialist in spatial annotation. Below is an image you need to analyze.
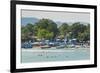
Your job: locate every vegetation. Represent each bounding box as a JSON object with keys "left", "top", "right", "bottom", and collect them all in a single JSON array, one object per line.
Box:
[
  {"left": 21, "top": 18, "right": 90, "bottom": 43},
  {"left": 37, "top": 29, "right": 54, "bottom": 40},
  {"left": 59, "top": 23, "right": 70, "bottom": 38},
  {"left": 34, "top": 19, "right": 58, "bottom": 38}
]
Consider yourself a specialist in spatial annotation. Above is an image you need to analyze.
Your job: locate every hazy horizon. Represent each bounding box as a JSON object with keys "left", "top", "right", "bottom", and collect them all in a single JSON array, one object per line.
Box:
[
  {"left": 21, "top": 17, "right": 90, "bottom": 27},
  {"left": 21, "top": 10, "right": 90, "bottom": 24}
]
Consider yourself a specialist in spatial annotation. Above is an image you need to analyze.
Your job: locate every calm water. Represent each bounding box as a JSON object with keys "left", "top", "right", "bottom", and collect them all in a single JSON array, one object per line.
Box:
[{"left": 21, "top": 48, "right": 90, "bottom": 63}]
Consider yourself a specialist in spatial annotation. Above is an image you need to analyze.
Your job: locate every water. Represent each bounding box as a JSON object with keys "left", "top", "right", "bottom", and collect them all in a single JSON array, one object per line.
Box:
[{"left": 21, "top": 48, "right": 90, "bottom": 63}]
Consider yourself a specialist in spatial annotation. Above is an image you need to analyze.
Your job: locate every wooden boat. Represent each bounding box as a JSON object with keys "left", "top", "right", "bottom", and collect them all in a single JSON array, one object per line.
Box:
[{"left": 41, "top": 45, "right": 51, "bottom": 49}]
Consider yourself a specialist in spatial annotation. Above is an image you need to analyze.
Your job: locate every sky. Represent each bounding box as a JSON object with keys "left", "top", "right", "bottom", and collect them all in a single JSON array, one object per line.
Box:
[{"left": 21, "top": 9, "right": 90, "bottom": 23}]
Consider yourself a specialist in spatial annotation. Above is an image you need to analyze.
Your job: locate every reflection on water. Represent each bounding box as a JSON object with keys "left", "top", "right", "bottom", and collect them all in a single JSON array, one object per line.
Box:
[{"left": 21, "top": 48, "right": 90, "bottom": 63}]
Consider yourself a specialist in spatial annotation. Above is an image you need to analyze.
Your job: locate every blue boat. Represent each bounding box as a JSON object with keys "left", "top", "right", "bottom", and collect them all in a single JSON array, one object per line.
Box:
[{"left": 21, "top": 42, "right": 33, "bottom": 48}]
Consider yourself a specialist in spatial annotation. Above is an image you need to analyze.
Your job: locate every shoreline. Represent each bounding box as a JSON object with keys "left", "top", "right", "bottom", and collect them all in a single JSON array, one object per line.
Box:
[{"left": 22, "top": 48, "right": 89, "bottom": 52}]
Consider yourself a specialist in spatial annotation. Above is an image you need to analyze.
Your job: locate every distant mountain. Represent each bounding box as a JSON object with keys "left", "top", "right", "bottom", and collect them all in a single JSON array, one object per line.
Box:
[
  {"left": 21, "top": 17, "right": 64, "bottom": 27},
  {"left": 21, "top": 17, "right": 39, "bottom": 26},
  {"left": 21, "top": 17, "right": 89, "bottom": 26}
]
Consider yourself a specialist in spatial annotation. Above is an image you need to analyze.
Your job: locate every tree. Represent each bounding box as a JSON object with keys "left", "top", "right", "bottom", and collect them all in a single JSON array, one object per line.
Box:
[
  {"left": 21, "top": 23, "right": 34, "bottom": 42},
  {"left": 21, "top": 26, "right": 30, "bottom": 42},
  {"left": 25, "top": 23, "right": 34, "bottom": 36},
  {"left": 71, "top": 22, "right": 87, "bottom": 39},
  {"left": 35, "top": 19, "right": 58, "bottom": 38},
  {"left": 59, "top": 23, "right": 70, "bottom": 38},
  {"left": 77, "top": 24, "right": 90, "bottom": 42},
  {"left": 21, "top": 18, "right": 90, "bottom": 43},
  {"left": 37, "top": 29, "right": 53, "bottom": 40}
]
